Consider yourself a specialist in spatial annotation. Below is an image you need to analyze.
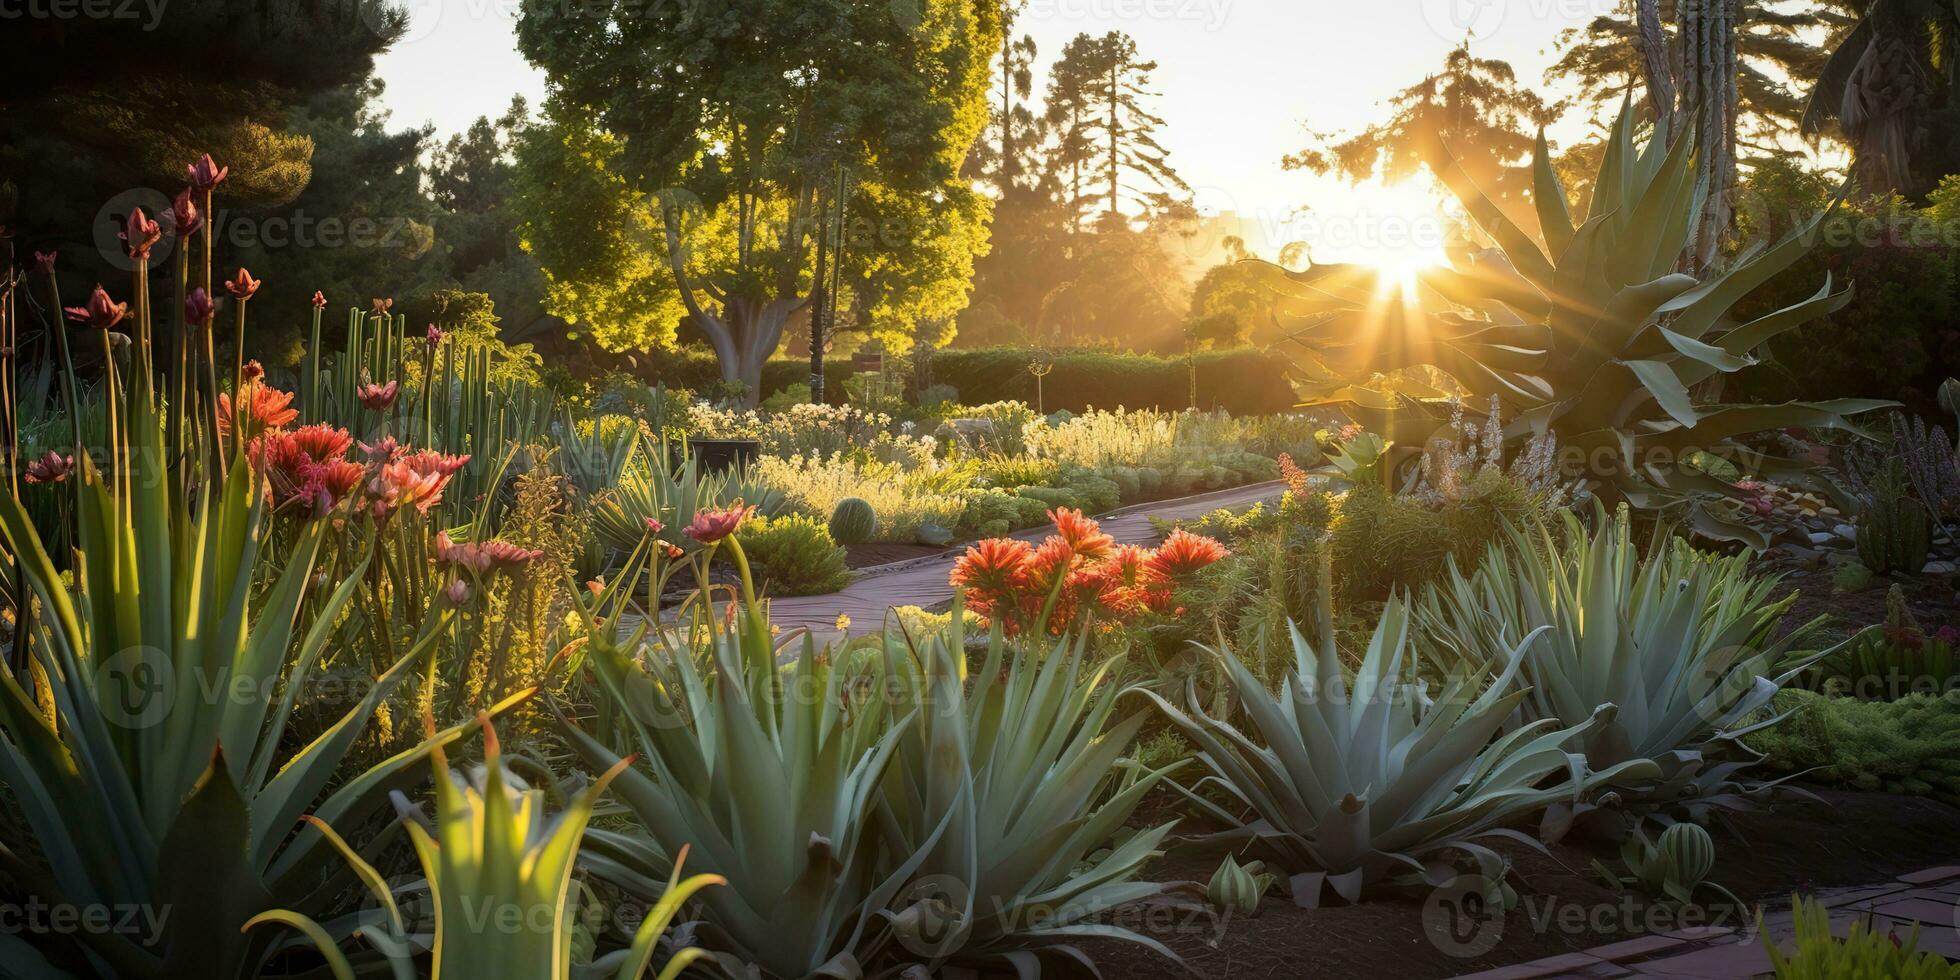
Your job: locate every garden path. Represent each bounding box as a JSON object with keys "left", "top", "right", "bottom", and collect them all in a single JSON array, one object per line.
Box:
[
  {"left": 765, "top": 479, "right": 1285, "bottom": 638},
  {"left": 1452, "top": 864, "right": 1960, "bottom": 978}
]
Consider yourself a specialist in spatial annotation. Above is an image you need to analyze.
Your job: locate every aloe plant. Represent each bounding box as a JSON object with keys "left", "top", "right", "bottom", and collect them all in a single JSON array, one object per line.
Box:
[
  {"left": 244, "top": 717, "right": 721, "bottom": 980},
  {"left": 0, "top": 371, "right": 525, "bottom": 977},
  {"left": 1269, "top": 100, "right": 1892, "bottom": 547},
  {"left": 867, "top": 609, "right": 1185, "bottom": 974},
  {"left": 1138, "top": 550, "right": 1657, "bottom": 906},
  {"left": 1417, "top": 506, "right": 1855, "bottom": 836}
]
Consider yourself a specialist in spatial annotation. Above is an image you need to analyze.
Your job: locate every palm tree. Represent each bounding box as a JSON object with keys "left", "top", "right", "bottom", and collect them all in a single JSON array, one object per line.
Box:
[{"left": 1802, "top": 0, "right": 1960, "bottom": 200}]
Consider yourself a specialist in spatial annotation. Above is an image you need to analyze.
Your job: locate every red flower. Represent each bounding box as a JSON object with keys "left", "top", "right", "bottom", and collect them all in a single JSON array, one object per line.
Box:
[
  {"left": 949, "top": 537, "right": 1032, "bottom": 598},
  {"left": 241, "top": 360, "right": 265, "bottom": 384},
  {"left": 217, "top": 385, "right": 299, "bottom": 438},
  {"left": 64, "top": 285, "right": 127, "bottom": 330},
  {"left": 447, "top": 579, "right": 471, "bottom": 605},
  {"left": 684, "top": 500, "right": 757, "bottom": 543},
  {"left": 1049, "top": 507, "right": 1114, "bottom": 560},
  {"left": 426, "top": 323, "right": 444, "bottom": 348},
  {"left": 24, "top": 451, "right": 74, "bottom": 485},
  {"left": 33, "top": 251, "right": 56, "bottom": 274},
  {"left": 1146, "top": 528, "right": 1230, "bottom": 579},
  {"left": 169, "top": 188, "right": 202, "bottom": 239},
  {"left": 1022, "top": 536, "right": 1079, "bottom": 595},
  {"left": 358, "top": 436, "right": 401, "bottom": 462},
  {"left": 185, "top": 287, "right": 215, "bottom": 327},
  {"left": 225, "top": 267, "right": 260, "bottom": 300},
  {"left": 121, "top": 207, "right": 161, "bottom": 260},
  {"left": 249, "top": 424, "right": 361, "bottom": 516},
  {"left": 371, "top": 298, "right": 393, "bottom": 316},
  {"left": 357, "top": 380, "right": 399, "bottom": 410},
  {"left": 311, "top": 291, "right": 327, "bottom": 309},
  {"left": 187, "top": 154, "right": 228, "bottom": 192}
]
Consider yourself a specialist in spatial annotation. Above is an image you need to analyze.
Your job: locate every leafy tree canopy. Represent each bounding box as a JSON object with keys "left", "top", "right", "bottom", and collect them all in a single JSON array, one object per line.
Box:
[{"left": 513, "top": 0, "right": 1003, "bottom": 402}]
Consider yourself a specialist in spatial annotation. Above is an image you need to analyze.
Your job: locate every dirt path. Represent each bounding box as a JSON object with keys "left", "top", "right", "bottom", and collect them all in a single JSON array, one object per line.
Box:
[{"left": 764, "top": 480, "right": 1284, "bottom": 637}]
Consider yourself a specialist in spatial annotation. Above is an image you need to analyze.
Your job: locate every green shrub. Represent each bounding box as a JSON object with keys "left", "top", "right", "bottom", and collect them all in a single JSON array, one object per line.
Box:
[
  {"left": 1014, "top": 485, "right": 1081, "bottom": 512},
  {"left": 1749, "top": 689, "right": 1960, "bottom": 804},
  {"left": 974, "top": 453, "right": 1060, "bottom": 489},
  {"left": 1329, "top": 472, "right": 1540, "bottom": 600},
  {"left": 1763, "top": 893, "right": 1960, "bottom": 979},
  {"left": 741, "top": 514, "right": 853, "bottom": 596},
  {"left": 827, "top": 496, "right": 878, "bottom": 544},
  {"left": 1855, "top": 460, "right": 1933, "bottom": 576}
]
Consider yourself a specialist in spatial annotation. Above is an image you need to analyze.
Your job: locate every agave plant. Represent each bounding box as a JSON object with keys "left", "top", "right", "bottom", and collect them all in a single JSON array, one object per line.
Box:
[
  {"left": 1137, "top": 551, "right": 1657, "bottom": 907},
  {"left": 1267, "top": 100, "right": 1892, "bottom": 547},
  {"left": 1417, "top": 506, "right": 1853, "bottom": 836},
  {"left": 0, "top": 379, "right": 524, "bottom": 977},
  {"left": 244, "top": 717, "right": 721, "bottom": 980},
  {"left": 554, "top": 565, "right": 920, "bottom": 979},
  {"left": 867, "top": 608, "right": 1185, "bottom": 975},
  {"left": 589, "top": 432, "right": 785, "bottom": 559}
]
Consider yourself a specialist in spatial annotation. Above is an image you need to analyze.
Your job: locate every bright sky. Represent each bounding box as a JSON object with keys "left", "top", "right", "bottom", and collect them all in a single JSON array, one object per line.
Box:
[{"left": 373, "top": 0, "right": 1616, "bottom": 266}]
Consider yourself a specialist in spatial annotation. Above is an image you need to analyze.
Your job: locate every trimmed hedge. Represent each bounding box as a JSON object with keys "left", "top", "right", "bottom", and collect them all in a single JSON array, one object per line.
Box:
[
  {"left": 929, "top": 347, "right": 1298, "bottom": 415},
  {"left": 616, "top": 345, "right": 1299, "bottom": 415}
]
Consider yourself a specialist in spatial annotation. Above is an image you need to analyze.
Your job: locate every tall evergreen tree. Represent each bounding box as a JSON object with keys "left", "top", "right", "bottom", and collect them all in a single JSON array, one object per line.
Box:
[{"left": 1043, "top": 31, "right": 1188, "bottom": 223}]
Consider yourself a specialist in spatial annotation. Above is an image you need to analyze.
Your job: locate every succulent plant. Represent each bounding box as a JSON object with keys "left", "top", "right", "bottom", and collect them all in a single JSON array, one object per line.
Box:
[
  {"left": 243, "top": 718, "right": 720, "bottom": 980},
  {"left": 1593, "top": 823, "right": 1740, "bottom": 908},
  {"left": 1763, "top": 894, "right": 1960, "bottom": 979},
  {"left": 1138, "top": 549, "right": 1657, "bottom": 906},
  {"left": 1265, "top": 101, "right": 1892, "bottom": 548},
  {"left": 1207, "top": 855, "right": 1277, "bottom": 917},
  {"left": 1853, "top": 460, "right": 1933, "bottom": 576},
  {"left": 828, "top": 495, "right": 880, "bottom": 544},
  {"left": 1418, "top": 505, "right": 1858, "bottom": 836}
]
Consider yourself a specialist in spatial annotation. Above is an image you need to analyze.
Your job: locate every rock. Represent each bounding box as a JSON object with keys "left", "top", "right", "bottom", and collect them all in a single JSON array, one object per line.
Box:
[
  {"left": 1925, "top": 561, "right": 1958, "bottom": 576},
  {"left": 1808, "top": 532, "right": 1835, "bottom": 546},
  {"left": 1833, "top": 524, "right": 1858, "bottom": 543}
]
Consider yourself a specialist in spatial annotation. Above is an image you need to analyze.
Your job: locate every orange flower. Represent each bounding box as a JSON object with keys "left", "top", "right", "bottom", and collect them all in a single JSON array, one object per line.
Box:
[
  {"left": 949, "top": 537, "right": 1033, "bottom": 597},
  {"left": 1146, "top": 528, "right": 1230, "bottom": 580},
  {"left": 217, "top": 384, "right": 299, "bottom": 439},
  {"left": 1279, "top": 452, "right": 1313, "bottom": 496},
  {"left": 1049, "top": 507, "right": 1114, "bottom": 560},
  {"left": 1022, "top": 535, "right": 1079, "bottom": 596}
]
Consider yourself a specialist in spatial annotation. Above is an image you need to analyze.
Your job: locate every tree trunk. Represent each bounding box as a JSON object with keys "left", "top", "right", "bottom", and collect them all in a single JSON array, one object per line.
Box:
[{"left": 1678, "top": 0, "right": 1738, "bottom": 273}]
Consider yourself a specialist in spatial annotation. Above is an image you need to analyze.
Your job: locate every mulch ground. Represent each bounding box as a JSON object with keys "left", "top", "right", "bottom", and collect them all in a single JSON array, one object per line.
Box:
[
  {"left": 843, "top": 542, "right": 950, "bottom": 569},
  {"left": 1762, "top": 562, "right": 1958, "bottom": 640},
  {"left": 1056, "top": 789, "right": 1960, "bottom": 980}
]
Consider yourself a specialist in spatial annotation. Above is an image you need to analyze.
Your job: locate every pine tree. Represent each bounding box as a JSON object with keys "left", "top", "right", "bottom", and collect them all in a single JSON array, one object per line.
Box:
[{"left": 1044, "top": 31, "right": 1188, "bottom": 225}]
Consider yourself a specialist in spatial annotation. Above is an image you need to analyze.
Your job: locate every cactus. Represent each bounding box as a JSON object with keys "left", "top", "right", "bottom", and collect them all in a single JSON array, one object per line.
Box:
[
  {"left": 1856, "top": 461, "right": 1932, "bottom": 576},
  {"left": 1596, "top": 822, "right": 1738, "bottom": 908},
  {"left": 827, "top": 496, "right": 878, "bottom": 544}
]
